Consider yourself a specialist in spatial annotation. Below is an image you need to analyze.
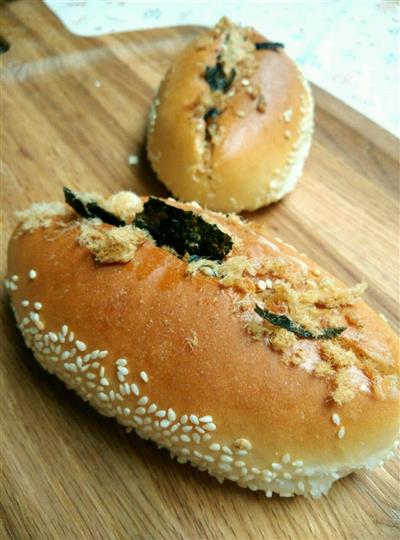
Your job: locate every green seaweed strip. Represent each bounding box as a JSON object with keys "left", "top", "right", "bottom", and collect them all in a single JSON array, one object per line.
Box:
[
  {"left": 204, "top": 63, "right": 236, "bottom": 93},
  {"left": 255, "top": 42, "right": 284, "bottom": 51},
  {"left": 255, "top": 305, "right": 346, "bottom": 340},
  {"left": 63, "top": 187, "right": 126, "bottom": 227},
  {"left": 134, "top": 198, "right": 233, "bottom": 260}
]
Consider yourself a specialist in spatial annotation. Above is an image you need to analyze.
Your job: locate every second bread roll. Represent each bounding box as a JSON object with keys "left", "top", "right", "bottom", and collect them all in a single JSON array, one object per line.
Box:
[{"left": 147, "top": 17, "right": 314, "bottom": 212}]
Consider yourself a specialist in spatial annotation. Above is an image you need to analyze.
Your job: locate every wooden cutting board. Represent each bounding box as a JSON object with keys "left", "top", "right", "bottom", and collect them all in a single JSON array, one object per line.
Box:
[{"left": 1, "top": 2, "right": 399, "bottom": 539}]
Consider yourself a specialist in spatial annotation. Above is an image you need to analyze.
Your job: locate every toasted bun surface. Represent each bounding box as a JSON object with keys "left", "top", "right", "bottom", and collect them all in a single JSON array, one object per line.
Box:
[
  {"left": 147, "top": 18, "right": 314, "bottom": 213},
  {"left": 6, "top": 192, "right": 399, "bottom": 498}
]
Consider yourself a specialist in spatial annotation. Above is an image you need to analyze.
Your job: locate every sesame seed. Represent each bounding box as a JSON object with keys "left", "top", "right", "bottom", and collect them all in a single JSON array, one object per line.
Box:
[
  {"left": 109, "top": 390, "right": 115, "bottom": 400},
  {"left": 100, "top": 377, "right": 109, "bottom": 386},
  {"left": 124, "top": 383, "right": 131, "bottom": 395},
  {"left": 251, "top": 467, "right": 260, "bottom": 475},
  {"left": 114, "top": 358, "right": 127, "bottom": 368},
  {"left": 147, "top": 404, "right": 157, "bottom": 414},
  {"left": 131, "top": 383, "right": 139, "bottom": 396},
  {"left": 83, "top": 354, "right": 91, "bottom": 363},
  {"left": 28, "top": 269, "right": 37, "bottom": 279},
  {"left": 195, "top": 426, "right": 205, "bottom": 434},
  {"left": 64, "top": 363, "right": 77, "bottom": 373},
  {"left": 98, "top": 350, "right": 108, "bottom": 359},
  {"left": 199, "top": 415, "right": 213, "bottom": 423},
  {"left": 61, "top": 351, "right": 70, "bottom": 360},
  {"left": 11, "top": 275, "right": 18, "bottom": 282},
  {"left": 266, "top": 490, "right": 273, "bottom": 498},
  {"left": 75, "top": 340, "right": 87, "bottom": 352},
  {"left": 48, "top": 332, "right": 58, "bottom": 342},
  {"left": 182, "top": 425, "right": 192, "bottom": 433},
  {"left": 190, "top": 414, "right": 199, "bottom": 425},
  {"left": 203, "top": 422, "right": 216, "bottom": 431},
  {"left": 234, "top": 460, "right": 246, "bottom": 467},
  {"left": 138, "top": 396, "right": 148, "bottom": 405},
  {"left": 220, "top": 455, "right": 233, "bottom": 463},
  {"left": 86, "top": 382, "right": 96, "bottom": 389},
  {"left": 99, "top": 367, "right": 105, "bottom": 377},
  {"left": 21, "top": 300, "right": 29, "bottom": 307},
  {"left": 180, "top": 434, "right": 191, "bottom": 443},
  {"left": 133, "top": 416, "right": 143, "bottom": 425},
  {"left": 292, "top": 460, "right": 303, "bottom": 467},
  {"left": 235, "top": 450, "right": 248, "bottom": 456},
  {"left": 30, "top": 312, "right": 39, "bottom": 322},
  {"left": 160, "top": 419, "right": 170, "bottom": 429},
  {"left": 193, "top": 450, "right": 203, "bottom": 459},
  {"left": 86, "top": 373, "right": 96, "bottom": 380},
  {"left": 222, "top": 446, "right": 233, "bottom": 455},
  {"left": 118, "top": 366, "right": 129, "bottom": 376},
  {"left": 338, "top": 426, "right": 346, "bottom": 439},
  {"left": 91, "top": 362, "right": 99, "bottom": 368},
  {"left": 180, "top": 415, "right": 188, "bottom": 424},
  {"left": 167, "top": 409, "right": 176, "bottom": 422},
  {"left": 76, "top": 357, "right": 83, "bottom": 369},
  {"left": 68, "top": 332, "right": 75, "bottom": 342},
  {"left": 143, "top": 418, "right": 152, "bottom": 425},
  {"left": 204, "top": 455, "right": 215, "bottom": 463},
  {"left": 155, "top": 410, "right": 166, "bottom": 418},
  {"left": 140, "top": 371, "right": 149, "bottom": 383},
  {"left": 218, "top": 463, "right": 232, "bottom": 472},
  {"left": 282, "top": 453, "right": 291, "bottom": 464},
  {"left": 379, "top": 313, "right": 388, "bottom": 322},
  {"left": 170, "top": 423, "right": 180, "bottom": 433},
  {"left": 33, "top": 302, "right": 42, "bottom": 310},
  {"left": 240, "top": 467, "right": 248, "bottom": 475},
  {"left": 62, "top": 325, "right": 68, "bottom": 336},
  {"left": 192, "top": 433, "right": 201, "bottom": 444},
  {"left": 297, "top": 481, "right": 305, "bottom": 491},
  {"left": 241, "top": 78, "right": 250, "bottom": 86},
  {"left": 272, "top": 463, "right": 282, "bottom": 470},
  {"left": 241, "top": 474, "right": 254, "bottom": 482},
  {"left": 208, "top": 443, "right": 221, "bottom": 452},
  {"left": 283, "top": 472, "right": 292, "bottom": 480},
  {"left": 91, "top": 350, "right": 99, "bottom": 359},
  {"left": 98, "top": 392, "right": 109, "bottom": 402},
  {"left": 332, "top": 413, "right": 341, "bottom": 426},
  {"left": 117, "top": 373, "right": 125, "bottom": 382}
]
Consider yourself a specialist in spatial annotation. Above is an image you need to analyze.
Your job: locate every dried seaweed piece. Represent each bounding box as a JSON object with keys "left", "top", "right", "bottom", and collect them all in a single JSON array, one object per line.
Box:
[
  {"left": 204, "top": 63, "right": 236, "bottom": 93},
  {"left": 255, "top": 42, "right": 284, "bottom": 51},
  {"left": 63, "top": 187, "right": 126, "bottom": 227},
  {"left": 134, "top": 198, "right": 233, "bottom": 260},
  {"left": 255, "top": 306, "right": 346, "bottom": 340},
  {"left": 204, "top": 107, "right": 221, "bottom": 121}
]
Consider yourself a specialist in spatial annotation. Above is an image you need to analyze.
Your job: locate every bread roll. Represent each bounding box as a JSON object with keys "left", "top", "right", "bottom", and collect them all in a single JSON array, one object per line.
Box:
[
  {"left": 147, "top": 17, "right": 314, "bottom": 213},
  {"left": 6, "top": 190, "right": 399, "bottom": 498}
]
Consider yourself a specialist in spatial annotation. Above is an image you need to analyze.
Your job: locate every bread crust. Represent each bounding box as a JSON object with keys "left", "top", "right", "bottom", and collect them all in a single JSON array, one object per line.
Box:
[
  {"left": 147, "top": 19, "right": 314, "bottom": 212},
  {"left": 6, "top": 196, "right": 399, "bottom": 498}
]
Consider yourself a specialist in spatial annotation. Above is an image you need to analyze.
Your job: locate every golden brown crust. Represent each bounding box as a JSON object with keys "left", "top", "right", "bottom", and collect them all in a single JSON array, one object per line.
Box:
[
  {"left": 6, "top": 195, "right": 399, "bottom": 498},
  {"left": 147, "top": 18, "right": 314, "bottom": 213}
]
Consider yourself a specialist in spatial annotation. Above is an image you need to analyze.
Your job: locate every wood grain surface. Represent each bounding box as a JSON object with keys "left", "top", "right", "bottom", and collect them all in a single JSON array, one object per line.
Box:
[{"left": 1, "top": 1, "right": 399, "bottom": 539}]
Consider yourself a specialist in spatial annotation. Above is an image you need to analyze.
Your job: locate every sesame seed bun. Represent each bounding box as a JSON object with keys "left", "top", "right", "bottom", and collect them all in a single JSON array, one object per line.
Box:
[
  {"left": 147, "top": 18, "right": 314, "bottom": 213},
  {"left": 6, "top": 192, "right": 399, "bottom": 499}
]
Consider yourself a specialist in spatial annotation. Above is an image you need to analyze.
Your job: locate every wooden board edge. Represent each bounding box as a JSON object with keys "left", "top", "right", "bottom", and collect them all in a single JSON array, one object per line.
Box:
[{"left": 312, "top": 83, "right": 399, "bottom": 162}]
